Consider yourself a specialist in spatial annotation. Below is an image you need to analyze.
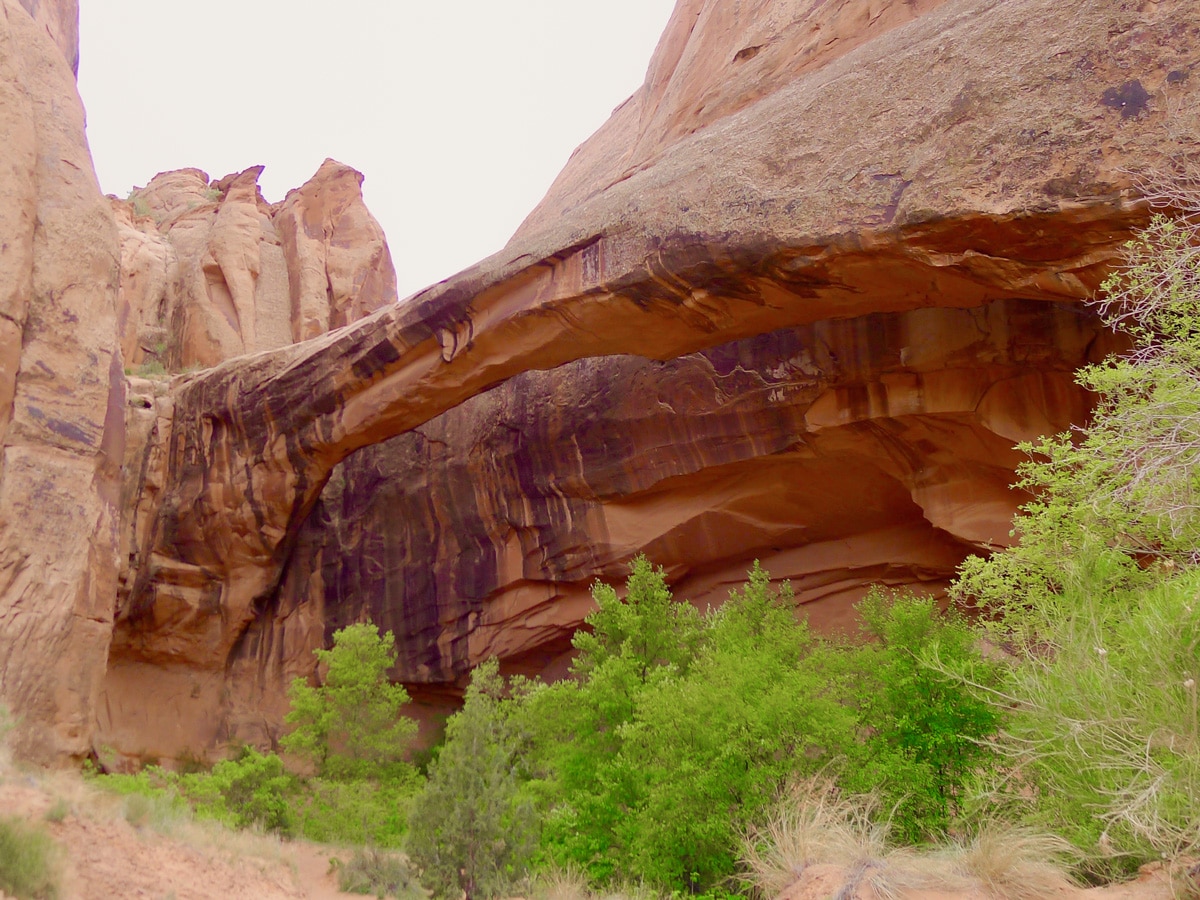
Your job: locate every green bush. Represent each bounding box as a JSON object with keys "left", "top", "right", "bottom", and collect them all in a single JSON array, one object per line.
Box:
[
  {"left": 518, "top": 562, "right": 1006, "bottom": 890},
  {"left": 293, "top": 776, "right": 414, "bottom": 847},
  {"left": 183, "top": 747, "right": 294, "bottom": 835},
  {"left": 0, "top": 817, "right": 60, "bottom": 899},
  {"left": 954, "top": 213, "right": 1200, "bottom": 631},
  {"left": 986, "top": 563, "right": 1200, "bottom": 878},
  {"left": 336, "top": 847, "right": 424, "bottom": 898},
  {"left": 525, "top": 557, "right": 706, "bottom": 884},
  {"left": 609, "top": 564, "right": 855, "bottom": 889},
  {"left": 407, "top": 659, "right": 536, "bottom": 900},
  {"left": 282, "top": 622, "right": 418, "bottom": 781},
  {"left": 843, "top": 589, "right": 1002, "bottom": 843},
  {"left": 949, "top": 202, "right": 1200, "bottom": 876}
]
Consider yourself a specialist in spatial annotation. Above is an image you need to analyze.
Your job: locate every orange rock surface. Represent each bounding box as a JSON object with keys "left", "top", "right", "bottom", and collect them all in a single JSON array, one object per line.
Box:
[
  {"left": 0, "top": 0, "right": 122, "bottom": 759},
  {"left": 15, "top": 0, "right": 77, "bottom": 75},
  {"left": 115, "top": 160, "right": 396, "bottom": 370},
  {"left": 102, "top": 0, "right": 1199, "bottom": 758},
  {"left": 2, "top": 0, "right": 1200, "bottom": 763}
]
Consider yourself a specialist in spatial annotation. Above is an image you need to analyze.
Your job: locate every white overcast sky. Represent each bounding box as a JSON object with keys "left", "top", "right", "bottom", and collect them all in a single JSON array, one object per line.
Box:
[{"left": 77, "top": 1, "right": 677, "bottom": 299}]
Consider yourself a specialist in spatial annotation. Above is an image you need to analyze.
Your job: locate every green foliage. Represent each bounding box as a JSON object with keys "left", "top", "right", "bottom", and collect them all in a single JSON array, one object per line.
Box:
[
  {"left": 87, "top": 624, "right": 423, "bottom": 846},
  {"left": 0, "top": 817, "right": 60, "bottom": 899},
  {"left": 615, "top": 566, "right": 856, "bottom": 889},
  {"left": 518, "top": 561, "right": 1008, "bottom": 891},
  {"left": 572, "top": 555, "right": 703, "bottom": 681},
  {"left": 293, "top": 776, "right": 414, "bottom": 847},
  {"left": 183, "top": 747, "right": 294, "bottom": 835},
  {"left": 527, "top": 558, "right": 705, "bottom": 884},
  {"left": 335, "top": 848, "right": 424, "bottom": 899},
  {"left": 985, "top": 563, "right": 1200, "bottom": 877},
  {"left": 134, "top": 359, "right": 168, "bottom": 378},
  {"left": 948, "top": 204, "right": 1200, "bottom": 876},
  {"left": 42, "top": 800, "right": 69, "bottom": 825},
  {"left": 282, "top": 623, "right": 418, "bottom": 781},
  {"left": 843, "top": 590, "right": 1002, "bottom": 843},
  {"left": 407, "top": 659, "right": 535, "bottom": 900},
  {"left": 954, "top": 213, "right": 1200, "bottom": 629}
]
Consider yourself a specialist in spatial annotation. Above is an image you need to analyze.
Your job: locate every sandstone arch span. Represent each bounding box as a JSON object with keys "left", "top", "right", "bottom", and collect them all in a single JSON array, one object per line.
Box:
[{"left": 112, "top": 0, "right": 1197, "bottom": 695}]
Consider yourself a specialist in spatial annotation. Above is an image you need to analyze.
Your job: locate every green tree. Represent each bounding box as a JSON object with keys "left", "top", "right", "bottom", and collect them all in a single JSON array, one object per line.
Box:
[
  {"left": 528, "top": 556, "right": 703, "bottom": 882},
  {"left": 281, "top": 622, "right": 417, "bottom": 780},
  {"left": 617, "top": 563, "right": 855, "bottom": 890},
  {"left": 183, "top": 747, "right": 295, "bottom": 834},
  {"left": 844, "top": 590, "right": 1001, "bottom": 843},
  {"left": 950, "top": 201, "right": 1200, "bottom": 875},
  {"left": 572, "top": 554, "right": 703, "bottom": 681},
  {"left": 407, "top": 659, "right": 535, "bottom": 900}
]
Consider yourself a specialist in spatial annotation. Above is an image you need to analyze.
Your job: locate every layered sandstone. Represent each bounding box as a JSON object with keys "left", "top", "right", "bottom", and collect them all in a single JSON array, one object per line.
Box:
[
  {"left": 115, "top": 160, "right": 396, "bottom": 371},
  {"left": 0, "top": 0, "right": 123, "bottom": 759},
  {"left": 99, "top": 0, "right": 1200, "bottom": 759},
  {"left": 246, "top": 299, "right": 1100, "bottom": 698}
]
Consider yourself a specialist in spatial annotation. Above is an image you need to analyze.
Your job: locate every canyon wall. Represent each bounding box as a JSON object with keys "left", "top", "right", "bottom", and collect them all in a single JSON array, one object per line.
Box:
[
  {"left": 0, "top": 0, "right": 397, "bottom": 756},
  {"left": 0, "top": 0, "right": 121, "bottom": 759},
  {"left": 101, "top": 0, "right": 1199, "bottom": 758},
  {"left": 1, "top": 0, "right": 1198, "bottom": 763}
]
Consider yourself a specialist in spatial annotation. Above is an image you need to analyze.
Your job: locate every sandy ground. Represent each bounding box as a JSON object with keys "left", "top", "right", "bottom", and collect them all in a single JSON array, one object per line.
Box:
[
  {"left": 2, "top": 761, "right": 1188, "bottom": 900},
  {"left": 0, "top": 769, "right": 356, "bottom": 900}
]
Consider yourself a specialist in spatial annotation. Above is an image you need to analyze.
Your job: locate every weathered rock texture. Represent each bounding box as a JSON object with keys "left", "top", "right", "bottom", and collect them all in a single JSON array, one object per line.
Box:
[
  {"left": 0, "top": 0, "right": 123, "bottom": 759},
  {"left": 253, "top": 299, "right": 1101, "bottom": 693},
  {"left": 115, "top": 160, "right": 396, "bottom": 371},
  {"left": 97, "top": 0, "right": 1200, "bottom": 759},
  {"left": 16, "top": 0, "right": 77, "bottom": 75}
]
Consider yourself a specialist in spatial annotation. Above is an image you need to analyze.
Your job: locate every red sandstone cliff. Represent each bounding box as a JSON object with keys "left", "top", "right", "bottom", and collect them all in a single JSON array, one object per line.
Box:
[
  {"left": 2, "top": 0, "right": 1199, "bottom": 764},
  {"left": 101, "top": 0, "right": 1200, "bottom": 759},
  {"left": 114, "top": 160, "right": 396, "bottom": 371},
  {"left": 0, "top": 0, "right": 121, "bottom": 759}
]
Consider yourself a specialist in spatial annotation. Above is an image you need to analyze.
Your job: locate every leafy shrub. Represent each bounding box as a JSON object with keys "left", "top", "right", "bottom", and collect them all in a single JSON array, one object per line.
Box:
[
  {"left": 282, "top": 623, "right": 418, "bottom": 781},
  {"left": 293, "top": 776, "right": 414, "bottom": 847},
  {"left": 525, "top": 558, "right": 706, "bottom": 884},
  {"left": 183, "top": 747, "right": 294, "bottom": 835},
  {"left": 522, "top": 562, "right": 1007, "bottom": 890},
  {"left": 954, "top": 213, "right": 1200, "bottom": 631},
  {"left": 0, "top": 816, "right": 60, "bottom": 899},
  {"left": 611, "top": 565, "right": 856, "bottom": 889},
  {"left": 336, "top": 847, "right": 424, "bottom": 898},
  {"left": 987, "top": 565, "right": 1200, "bottom": 877},
  {"left": 843, "top": 590, "right": 1002, "bottom": 843},
  {"left": 407, "top": 659, "right": 536, "bottom": 900},
  {"left": 946, "top": 201, "right": 1200, "bottom": 877}
]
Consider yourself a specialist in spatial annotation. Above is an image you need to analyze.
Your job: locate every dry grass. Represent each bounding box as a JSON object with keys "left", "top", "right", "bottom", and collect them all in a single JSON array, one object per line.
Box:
[
  {"left": 740, "top": 779, "right": 922, "bottom": 900},
  {"left": 531, "top": 866, "right": 593, "bottom": 900},
  {"left": 530, "top": 867, "right": 659, "bottom": 900},
  {"left": 951, "top": 824, "right": 1078, "bottom": 900},
  {"left": 740, "top": 781, "right": 1085, "bottom": 900}
]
